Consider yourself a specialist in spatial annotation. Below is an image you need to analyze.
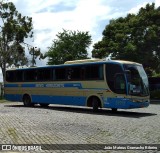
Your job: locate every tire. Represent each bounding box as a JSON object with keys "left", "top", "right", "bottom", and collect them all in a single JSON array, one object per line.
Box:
[
  {"left": 40, "top": 103, "right": 49, "bottom": 107},
  {"left": 92, "top": 98, "right": 99, "bottom": 111},
  {"left": 23, "top": 95, "right": 33, "bottom": 107}
]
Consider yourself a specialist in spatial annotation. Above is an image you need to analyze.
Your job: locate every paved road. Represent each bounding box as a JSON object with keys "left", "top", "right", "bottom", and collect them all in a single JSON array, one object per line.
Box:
[{"left": 0, "top": 101, "right": 160, "bottom": 153}]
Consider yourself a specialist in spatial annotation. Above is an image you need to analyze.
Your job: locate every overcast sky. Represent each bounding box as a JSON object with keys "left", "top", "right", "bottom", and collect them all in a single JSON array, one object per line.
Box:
[{"left": 0, "top": 0, "right": 160, "bottom": 82}]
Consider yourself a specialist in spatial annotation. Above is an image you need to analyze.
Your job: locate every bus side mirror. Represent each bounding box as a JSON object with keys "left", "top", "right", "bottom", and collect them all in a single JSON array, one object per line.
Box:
[{"left": 114, "top": 73, "right": 126, "bottom": 94}]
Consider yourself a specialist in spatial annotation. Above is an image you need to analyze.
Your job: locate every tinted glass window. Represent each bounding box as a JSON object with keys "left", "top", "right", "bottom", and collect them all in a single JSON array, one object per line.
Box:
[
  {"left": 24, "top": 70, "right": 36, "bottom": 81},
  {"left": 106, "top": 63, "right": 123, "bottom": 92},
  {"left": 37, "top": 68, "right": 52, "bottom": 81},
  {"left": 55, "top": 68, "right": 66, "bottom": 80},
  {"left": 67, "top": 67, "right": 82, "bottom": 80},
  {"left": 6, "top": 70, "right": 23, "bottom": 82},
  {"left": 6, "top": 71, "right": 16, "bottom": 82},
  {"left": 6, "top": 64, "right": 104, "bottom": 82},
  {"left": 84, "top": 64, "right": 103, "bottom": 80},
  {"left": 16, "top": 70, "right": 23, "bottom": 82}
]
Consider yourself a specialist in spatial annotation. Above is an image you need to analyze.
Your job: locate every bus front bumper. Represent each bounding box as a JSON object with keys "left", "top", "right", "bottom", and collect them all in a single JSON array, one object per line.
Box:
[{"left": 104, "top": 98, "right": 150, "bottom": 109}]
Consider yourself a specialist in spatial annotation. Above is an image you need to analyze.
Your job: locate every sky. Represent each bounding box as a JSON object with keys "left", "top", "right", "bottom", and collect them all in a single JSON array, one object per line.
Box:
[{"left": 0, "top": 0, "right": 160, "bottom": 82}]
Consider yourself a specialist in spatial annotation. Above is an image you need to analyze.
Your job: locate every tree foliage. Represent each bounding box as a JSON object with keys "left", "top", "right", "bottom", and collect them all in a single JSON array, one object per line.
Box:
[
  {"left": 46, "top": 29, "right": 92, "bottom": 65},
  {"left": 92, "top": 3, "right": 160, "bottom": 75},
  {"left": 0, "top": 1, "right": 33, "bottom": 81}
]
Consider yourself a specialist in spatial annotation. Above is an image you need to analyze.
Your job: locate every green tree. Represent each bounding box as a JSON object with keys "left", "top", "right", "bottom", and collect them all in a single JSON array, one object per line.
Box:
[
  {"left": 0, "top": 1, "right": 33, "bottom": 81},
  {"left": 92, "top": 3, "right": 160, "bottom": 75},
  {"left": 45, "top": 29, "right": 92, "bottom": 65}
]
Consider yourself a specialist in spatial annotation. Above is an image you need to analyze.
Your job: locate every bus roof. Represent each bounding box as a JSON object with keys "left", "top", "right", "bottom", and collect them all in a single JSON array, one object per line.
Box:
[
  {"left": 64, "top": 59, "right": 141, "bottom": 65},
  {"left": 6, "top": 59, "right": 141, "bottom": 71},
  {"left": 64, "top": 58, "right": 104, "bottom": 64}
]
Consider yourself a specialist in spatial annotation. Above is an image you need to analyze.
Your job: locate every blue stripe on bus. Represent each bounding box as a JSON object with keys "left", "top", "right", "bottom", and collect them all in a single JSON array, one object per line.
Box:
[
  {"left": 4, "top": 83, "right": 107, "bottom": 90},
  {"left": 4, "top": 83, "right": 82, "bottom": 88},
  {"left": 4, "top": 84, "right": 18, "bottom": 87},
  {"left": 32, "top": 95, "right": 86, "bottom": 106},
  {"left": 22, "top": 84, "right": 35, "bottom": 87},
  {"left": 4, "top": 94, "right": 86, "bottom": 106},
  {"left": 4, "top": 94, "right": 23, "bottom": 102},
  {"left": 104, "top": 98, "right": 150, "bottom": 109}
]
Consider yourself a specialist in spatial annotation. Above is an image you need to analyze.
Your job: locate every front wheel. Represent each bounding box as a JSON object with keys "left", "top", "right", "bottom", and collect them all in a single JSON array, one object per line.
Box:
[{"left": 23, "top": 95, "right": 34, "bottom": 107}]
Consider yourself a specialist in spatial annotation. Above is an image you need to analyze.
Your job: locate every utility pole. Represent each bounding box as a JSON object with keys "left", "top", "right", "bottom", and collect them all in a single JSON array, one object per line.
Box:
[{"left": 29, "top": 47, "right": 41, "bottom": 67}]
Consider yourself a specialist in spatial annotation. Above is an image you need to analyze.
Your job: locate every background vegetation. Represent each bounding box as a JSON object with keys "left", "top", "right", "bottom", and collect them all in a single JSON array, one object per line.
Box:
[
  {"left": 92, "top": 3, "right": 160, "bottom": 76},
  {"left": 1, "top": 1, "right": 160, "bottom": 80},
  {"left": 45, "top": 29, "right": 92, "bottom": 65}
]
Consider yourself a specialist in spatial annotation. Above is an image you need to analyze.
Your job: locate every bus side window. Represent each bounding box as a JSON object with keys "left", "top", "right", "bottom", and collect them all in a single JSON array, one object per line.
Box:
[
  {"left": 6, "top": 71, "right": 16, "bottom": 82},
  {"left": 55, "top": 68, "right": 66, "bottom": 80},
  {"left": 53, "top": 69, "right": 55, "bottom": 80},
  {"left": 67, "top": 67, "right": 82, "bottom": 80},
  {"left": 67, "top": 68, "right": 73, "bottom": 80},
  {"left": 24, "top": 70, "right": 36, "bottom": 81},
  {"left": 72, "top": 67, "right": 82, "bottom": 80},
  {"left": 114, "top": 73, "right": 126, "bottom": 94},
  {"left": 36, "top": 68, "right": 52, "bottom": 81},
  {"left": 36, "top": 69, "right": 43, "bottom": 81},
  {"left": 106, "top": 63, "right": 123, "bottom": 93},
  {"left": 16, "top": 70, "right": 24, "bottom": 82},
  {"left": 43, "top": 68, "right": 52, "bottom": 81},
  {"left": 6, "top": 70, "right": 24, "bottom": 82},
  {"left": 81, "top": 67, "right": 85, "bottom": 80},
  {"left": 84, "top": 65, "right": 103, "bottom": 80}
]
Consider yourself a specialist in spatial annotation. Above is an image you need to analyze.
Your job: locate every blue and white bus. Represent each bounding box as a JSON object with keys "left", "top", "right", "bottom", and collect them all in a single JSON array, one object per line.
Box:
[{"left": 4, "top": 59, "right": 150, "bottom": 111}]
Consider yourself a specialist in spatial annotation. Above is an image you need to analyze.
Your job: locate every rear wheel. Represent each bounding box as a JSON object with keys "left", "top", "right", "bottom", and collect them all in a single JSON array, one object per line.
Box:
[
  {"left": 92, "top": 98, "right": 99, "bottom": 111},
  {"left": 23, "top": 95, "right": 34, "bottom": 107}
]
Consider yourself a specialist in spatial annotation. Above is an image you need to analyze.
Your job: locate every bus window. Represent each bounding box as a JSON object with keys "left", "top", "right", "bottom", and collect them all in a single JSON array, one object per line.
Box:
[
  {"left": 55, "top": 68, "right": 66, "bottom": 80},
  {"left": 37, "top": 68, "right": 52, "bottom": 81},
  {"left": 85, "top": 65, "right": 103, "bottom": 80},
  {"left": 114, "top": 73, "right": 126, "bottom": 94},
  {"left": 16, "top": 70, "right": 23, "bottom": 82},
  {"left": 106, "top": 63, "right": 123, "bottom": 93},
  {"left": 6, "top": 70, "right": 23, "bottom": 82},
  {"left": 67, "top": 67, "right": 82, "bottom": 80},
  {"left": 6, "top": 71, "right": 16, "bottom": 82},
  {"left": 24, "top": 70, "right": 36, "bottom": 81}
]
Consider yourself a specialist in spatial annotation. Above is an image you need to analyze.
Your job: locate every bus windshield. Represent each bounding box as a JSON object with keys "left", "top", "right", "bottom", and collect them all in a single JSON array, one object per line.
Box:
[{"left": 124, "top": 64, "right": 149, "bottom": 96}]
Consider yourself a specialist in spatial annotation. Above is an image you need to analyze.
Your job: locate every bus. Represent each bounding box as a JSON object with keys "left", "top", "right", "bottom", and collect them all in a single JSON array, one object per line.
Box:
[{"left": 4, "top": 59, "right": 150, "bottom": 111}]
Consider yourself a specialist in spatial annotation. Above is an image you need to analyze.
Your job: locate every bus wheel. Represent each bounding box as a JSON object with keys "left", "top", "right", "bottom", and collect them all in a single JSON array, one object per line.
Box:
[
  {"left": 92, "top": 98, "right": 99, "bottom": 111},
  {"left": 112, "top": 108, "right": 117, "bottom": 112},
  {"left": 40, "top": 103, "right": 49, "bottom": 107},
  {"left": 23, "top": 95, "right": 33, "bottom": 107}
]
